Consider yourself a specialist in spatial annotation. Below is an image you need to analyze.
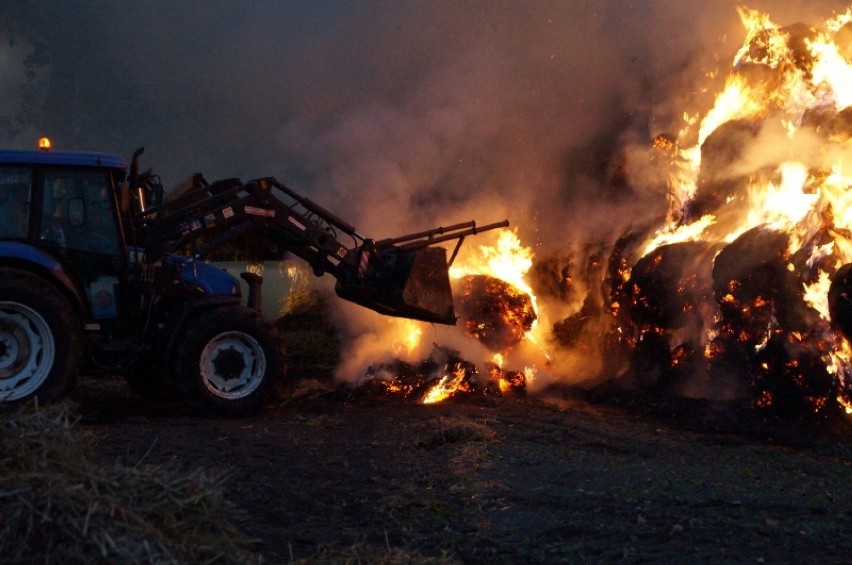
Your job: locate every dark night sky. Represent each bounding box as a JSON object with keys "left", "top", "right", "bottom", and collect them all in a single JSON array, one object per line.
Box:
[{"left": 1, "top": 1, "right": 847, "bottom": 246}]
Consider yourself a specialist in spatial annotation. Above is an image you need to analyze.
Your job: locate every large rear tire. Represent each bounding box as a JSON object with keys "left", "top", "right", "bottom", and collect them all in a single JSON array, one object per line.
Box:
[
  {"left": 173, "top": 305, "right": 285, "bottom": 417},
  {"left": 0, "top": 269, "right": 81, "bottom": 404}
]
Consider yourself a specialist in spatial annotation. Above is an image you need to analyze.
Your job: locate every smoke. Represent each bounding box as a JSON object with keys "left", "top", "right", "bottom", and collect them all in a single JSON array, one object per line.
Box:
[{"left": 1, "top": 0, "right": 848, "bottom": 387}]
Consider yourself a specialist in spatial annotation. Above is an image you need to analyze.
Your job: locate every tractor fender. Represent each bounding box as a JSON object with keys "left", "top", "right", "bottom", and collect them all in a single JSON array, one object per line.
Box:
[
  {"left": 0, "top": 241, "right": 86, "bottom": 314},
  {"left": 160, "top": 295, "right": 243, "bottom": 364}
]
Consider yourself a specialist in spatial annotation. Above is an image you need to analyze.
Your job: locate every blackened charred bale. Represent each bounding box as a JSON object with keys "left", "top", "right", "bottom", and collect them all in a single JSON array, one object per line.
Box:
[
  {"left": 735, "top": 22, "right": 817, "bottom": 83},
  {"left": 625, "top": 241, "right": 716, "bottom": 330},
  {"left": 801, "top": 106, "right": 852, "bottom": 140},
  {"left": 780, "top": 23, "right": 819, "bottom": 75},
  {"left": 829, "top": 263, "right": 852, "bottom": 340},
  {"left": 713, "top": 227, "right": 820, "bottom": 334},
  {"left": 686, "top": 119, "right": 790, "bottom": 231},
  {"left": 685, "top": 119, "right": 760, "bottom": 223},
  {"left": 712, "top": 227, "right": 789, "bottom": 319},
  {"left": 751, "top": 332, "right": 836, "bottom": 421}
]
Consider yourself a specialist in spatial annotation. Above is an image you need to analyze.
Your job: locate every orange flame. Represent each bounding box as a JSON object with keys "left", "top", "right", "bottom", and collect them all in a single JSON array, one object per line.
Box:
[{"left": 421, "top": 365, "right": 471, "bottom": 404}]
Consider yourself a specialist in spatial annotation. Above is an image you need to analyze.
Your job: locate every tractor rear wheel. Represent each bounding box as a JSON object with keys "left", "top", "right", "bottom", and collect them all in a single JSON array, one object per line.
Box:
[
  {"left": 0, "top": 269, "right": 81, "bottom": 404},
  {"left": 173, "top": 304, "right": 285, "bottom": 417}
]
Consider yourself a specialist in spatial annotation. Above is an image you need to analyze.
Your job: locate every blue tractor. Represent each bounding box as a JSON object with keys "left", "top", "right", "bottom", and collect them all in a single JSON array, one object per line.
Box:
[{"left": 0, "top": 144, "right": 507, "bottom": 416}]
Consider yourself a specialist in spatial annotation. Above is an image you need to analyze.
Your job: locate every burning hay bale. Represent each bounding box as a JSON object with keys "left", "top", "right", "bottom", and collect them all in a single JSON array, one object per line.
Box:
[
  {"left": 454, "top": 274, "right": 536, "bottom": 352},
  {"left": 712, "top": 227, "right": 822, "bottom": 333},
  {"left": 829, "top": 263, "right": 852, "bottom": 340},
  {"left": 618, "top": 207, "right": 834, "bottom": 404},
  {"left": 752, "top": 333, "right": 837, "bottom": 420},
  {"left": 712, "top": 227, "right": 790, "bottom": 325},
  {"left": 0, "top": 403, "right": 259, "bottom": 564},
  {"left": 739, "top": 21, "right": 819, "bottom": 78},
  {"left": 626, "top": 241, "right": 716, "bottom": 330},
  {"left": 685, "top": 119, "right": 764, "bottom": 224},
  {"left": 708, "top": 228, "right": 829, "bottom": 404}
]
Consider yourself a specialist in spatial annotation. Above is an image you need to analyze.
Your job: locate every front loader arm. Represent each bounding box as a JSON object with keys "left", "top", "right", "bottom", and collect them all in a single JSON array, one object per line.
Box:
[
  {"left": 134, "top": 175, "right": 508, "bottom": 324},
  {"left": 136, "top": 177, "right": 352, "bottom": 272}
]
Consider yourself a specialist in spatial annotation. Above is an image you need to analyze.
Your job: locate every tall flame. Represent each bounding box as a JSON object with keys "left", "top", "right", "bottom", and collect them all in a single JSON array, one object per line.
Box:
[{"left": 450, "top": 228, "right": 535, "bottom": 298}]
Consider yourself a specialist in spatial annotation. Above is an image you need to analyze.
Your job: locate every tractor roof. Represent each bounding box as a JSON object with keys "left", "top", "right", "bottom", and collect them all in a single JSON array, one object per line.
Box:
[{"left": 0, "top": 149, "right": 126, "bottom": 169}]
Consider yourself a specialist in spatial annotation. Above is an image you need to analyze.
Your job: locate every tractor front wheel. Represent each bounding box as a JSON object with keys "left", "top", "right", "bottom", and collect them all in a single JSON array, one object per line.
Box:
[
  {"left": 0, "top": 269, "right": 81, "bottom": 404},
  {"left": 173, "top": 305, "right": 285, "bottom": 417}
]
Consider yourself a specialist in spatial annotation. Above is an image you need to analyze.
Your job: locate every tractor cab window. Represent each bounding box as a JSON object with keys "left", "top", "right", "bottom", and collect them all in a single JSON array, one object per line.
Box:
[
  {"left": 41, "top": 170, "right": 121, "bottom": 255},
  {"left": 0, "top": 167, "right": 31, "bottom": 239}
]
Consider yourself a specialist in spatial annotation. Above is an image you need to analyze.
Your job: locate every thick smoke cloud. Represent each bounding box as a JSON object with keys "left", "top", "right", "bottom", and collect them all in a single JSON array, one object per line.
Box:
[
  {"left": 2, "top": 0, "right": 848, "bottom": 384},
  {"left": 2, "top": 1, "right": 841, "bottom": 233},
  {"left": 0, "top": 4, "right": 703, "bottom": 168}
]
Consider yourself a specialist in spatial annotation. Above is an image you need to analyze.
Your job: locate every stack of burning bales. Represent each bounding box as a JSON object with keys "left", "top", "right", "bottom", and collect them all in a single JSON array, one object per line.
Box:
[
  {"left": 570, "top": 13, "right": 852, "bottom": 422},
  {"left": 360, "top": 9, "right": 852, "bottom": 423}
]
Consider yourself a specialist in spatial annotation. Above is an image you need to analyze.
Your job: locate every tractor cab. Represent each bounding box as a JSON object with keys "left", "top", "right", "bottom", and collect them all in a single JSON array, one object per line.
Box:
[{"left": 0, "top": 146, "right": 129, "bottom": 322}]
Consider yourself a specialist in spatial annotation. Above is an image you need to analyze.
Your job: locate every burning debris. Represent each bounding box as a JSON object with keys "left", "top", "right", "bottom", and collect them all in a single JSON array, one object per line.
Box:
[
  {"left": 361, "top": 346, "right": 526, "bottom": 404},
  {"left": 454, "top": 274, "right": 537, "bottom": 352}
]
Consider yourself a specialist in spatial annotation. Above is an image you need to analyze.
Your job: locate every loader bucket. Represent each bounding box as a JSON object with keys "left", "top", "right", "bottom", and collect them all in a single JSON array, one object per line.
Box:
[{"left": 335, "top": 246, "right": 457, "bottom": 324}]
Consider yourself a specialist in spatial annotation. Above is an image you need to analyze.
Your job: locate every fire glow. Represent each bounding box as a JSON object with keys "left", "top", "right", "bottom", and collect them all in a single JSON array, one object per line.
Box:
[{"left": 361, "top": 5, "right": 852, "bottom": 420}]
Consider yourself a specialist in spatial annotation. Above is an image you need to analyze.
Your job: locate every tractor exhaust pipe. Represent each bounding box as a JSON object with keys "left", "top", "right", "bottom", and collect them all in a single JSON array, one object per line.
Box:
[{"left": 240, "top": 272, "right": 263, "bottom": 312}]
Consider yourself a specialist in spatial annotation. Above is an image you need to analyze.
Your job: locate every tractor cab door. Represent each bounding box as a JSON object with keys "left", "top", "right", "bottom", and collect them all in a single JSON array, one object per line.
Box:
[
  {"left": 0, "top": 166, "right": 31, "bottom": 240},
  {"left": 38, "top": 168, "right": 126, "bottom": 324}
]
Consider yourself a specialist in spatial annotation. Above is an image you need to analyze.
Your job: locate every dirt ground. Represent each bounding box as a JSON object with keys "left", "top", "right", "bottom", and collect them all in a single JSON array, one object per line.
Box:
[{"left": 72, "top": 372, "right": 851, "bottom": 564}]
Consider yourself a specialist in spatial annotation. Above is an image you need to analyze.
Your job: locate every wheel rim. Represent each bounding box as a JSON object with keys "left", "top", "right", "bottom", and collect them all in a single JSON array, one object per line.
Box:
[
  {"left": 198, "top": 331, "right": 266, "bottom": 399},
  {"left": 0, "top": 302, "right": 56, "bottom": 401}
]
